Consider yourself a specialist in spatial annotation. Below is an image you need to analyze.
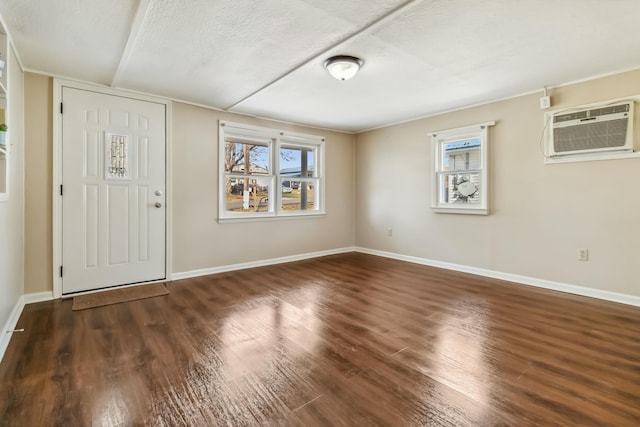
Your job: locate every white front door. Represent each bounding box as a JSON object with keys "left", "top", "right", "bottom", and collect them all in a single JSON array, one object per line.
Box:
[{"left": 61, "top": 87, "right": 166, "bottom": 294}]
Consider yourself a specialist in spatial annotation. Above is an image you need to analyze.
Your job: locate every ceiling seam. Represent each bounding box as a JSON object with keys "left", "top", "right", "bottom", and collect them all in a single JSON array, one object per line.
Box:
[
  {"left": 224, "top": 0, "right": 424, "bottom": 112},
  {"left": 23, "top": 66, "right": 355, "bottom": 134},
  {"left": 110, "top": 0, "right": 153, "bottom": 88}
]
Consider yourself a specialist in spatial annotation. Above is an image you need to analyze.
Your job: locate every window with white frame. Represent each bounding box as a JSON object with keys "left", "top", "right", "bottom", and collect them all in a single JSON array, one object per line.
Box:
[
  {"left": 219, "top": 121, "right": 325, "bottom": 220},
  {"left": 431, "top": 122, "right": 494, "bottom": 215}
]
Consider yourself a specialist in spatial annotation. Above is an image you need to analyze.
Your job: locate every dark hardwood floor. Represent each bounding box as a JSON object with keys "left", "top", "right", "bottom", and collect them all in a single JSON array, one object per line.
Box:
[{"left": 1, "top": 252, "right": 639, "bottom": 426}]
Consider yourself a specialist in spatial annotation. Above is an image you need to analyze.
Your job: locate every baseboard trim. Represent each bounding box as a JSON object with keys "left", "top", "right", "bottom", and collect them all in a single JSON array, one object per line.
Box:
[
  {"left": 172, "top": 247, "right": 357, "bottom": 281},
  {"left": 0, "top": 296, "right": 24, "bottom": 364},
  {"left": 355, "top": 247, "right": 640, "bottom": 307},
  {"left": 4, "top": 245, "right": 635, "bottom": 364},
  {"left": 23, "top": 291, "right": 55, "bottom": 304},
  {"left": 0, "top": 291, "right": 56, "bottom": 364}
]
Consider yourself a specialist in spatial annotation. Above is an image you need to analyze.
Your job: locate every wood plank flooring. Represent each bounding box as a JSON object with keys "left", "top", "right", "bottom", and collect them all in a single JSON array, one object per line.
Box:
[{"left": 1, "top": 252, "right": 639, "bottom": 426}]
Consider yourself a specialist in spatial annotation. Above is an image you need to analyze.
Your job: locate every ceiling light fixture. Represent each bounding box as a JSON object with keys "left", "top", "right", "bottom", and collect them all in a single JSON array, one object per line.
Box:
[{"left": 323, "top": 55, "right": 363, "bottom": 81}]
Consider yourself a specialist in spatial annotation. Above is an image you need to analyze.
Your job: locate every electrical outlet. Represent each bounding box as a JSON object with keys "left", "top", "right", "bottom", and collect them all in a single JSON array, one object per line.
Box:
[
  {"left": 577, "top": 248, "right": 589, "bottom": 261},
  {"left": 387, "top": 228, "right": 393, "bottom": 237}
]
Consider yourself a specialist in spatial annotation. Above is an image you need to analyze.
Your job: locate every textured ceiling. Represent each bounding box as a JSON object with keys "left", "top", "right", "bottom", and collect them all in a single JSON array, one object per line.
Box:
[{"left": 1, "top": 0, "right": 640, "bottom": 132}]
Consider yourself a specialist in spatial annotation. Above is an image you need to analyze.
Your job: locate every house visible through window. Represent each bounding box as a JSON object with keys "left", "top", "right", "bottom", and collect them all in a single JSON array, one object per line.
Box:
[
  {"left": 219, "top": 121, "right": 325, "bottom": 220},
  {"left": 431, "top": 122, "right": 494, "bottom": 215}
]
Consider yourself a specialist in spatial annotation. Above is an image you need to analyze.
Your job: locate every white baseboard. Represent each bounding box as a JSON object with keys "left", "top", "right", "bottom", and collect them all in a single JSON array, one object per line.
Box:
[
  {"left": 0, "top": 291, "right": 55, "bottom": 364},
  {"left": 4, "top": 245, "right": 636, "bottom": 365},
  {"left": 0, "top": 296, "right": 24, "bottom": 364},
  {"left": 355, "top": 247, "right": 640, "bottom": 307},
  {"left": 23, "top": 291, "right": 54, "bottom": 304},
  {"left": 172, "top": 247, "right": 356, "bottom": 281}
]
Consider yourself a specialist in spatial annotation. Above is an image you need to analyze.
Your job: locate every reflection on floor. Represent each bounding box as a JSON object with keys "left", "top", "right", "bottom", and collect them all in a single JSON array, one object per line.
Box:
[{"left": 1, "top": 252, "right": 639, "bottom": 425}]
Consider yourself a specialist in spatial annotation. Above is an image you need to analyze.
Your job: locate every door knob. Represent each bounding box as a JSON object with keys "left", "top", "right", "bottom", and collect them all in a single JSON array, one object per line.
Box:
[
  {"left": 155, "top": 202, "right": 162, "bottom": 208},
  {"left": 155, "top": 190, "right": 163, "bottom": 196}
]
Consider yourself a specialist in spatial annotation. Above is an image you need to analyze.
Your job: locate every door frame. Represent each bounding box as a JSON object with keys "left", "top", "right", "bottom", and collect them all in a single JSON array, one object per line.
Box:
[{"left": 52, "top": 79, "right": 173, "bottom": 298}]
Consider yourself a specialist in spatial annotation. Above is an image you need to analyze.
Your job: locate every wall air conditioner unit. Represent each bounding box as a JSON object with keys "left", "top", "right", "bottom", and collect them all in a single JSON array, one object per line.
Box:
[{"left": 548, "top": 101, "right": 635, "bottom": 157}]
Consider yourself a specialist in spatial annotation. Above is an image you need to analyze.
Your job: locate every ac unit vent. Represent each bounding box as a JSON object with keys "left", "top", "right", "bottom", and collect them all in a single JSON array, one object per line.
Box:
[{"left": 549, "top": 101, "right": 634, "bottom": 157}]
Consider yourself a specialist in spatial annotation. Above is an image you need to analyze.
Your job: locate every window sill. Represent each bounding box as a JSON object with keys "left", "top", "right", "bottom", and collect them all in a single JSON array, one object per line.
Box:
[
  {"left": 218, "top": 211, "right": 326, "bottom": 223},
  {"left": 432, "top": 207, "right": 489, "bottom": 215}
]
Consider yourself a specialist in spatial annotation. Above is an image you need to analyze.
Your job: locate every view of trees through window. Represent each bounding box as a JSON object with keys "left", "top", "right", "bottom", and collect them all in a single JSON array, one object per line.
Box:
[
  {"left": 220, "top": 122, "right": 323, "bottom": 219},
  {"left": 224, "top": 140, "right": 271, "bottom": 212}
]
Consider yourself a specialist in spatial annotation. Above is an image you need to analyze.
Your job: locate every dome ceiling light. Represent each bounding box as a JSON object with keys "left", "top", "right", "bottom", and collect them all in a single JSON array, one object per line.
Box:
[{"left": 323, "top": 55, "right": 363, "bottom": 81}]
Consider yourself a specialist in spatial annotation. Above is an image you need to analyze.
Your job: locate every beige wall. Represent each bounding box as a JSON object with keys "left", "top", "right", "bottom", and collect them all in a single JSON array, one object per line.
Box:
[
  {"left": 172, "top": 103, "right": 356, "bottom": 273},
  {"left": 24, "top": 73, "right": 52, "bottom": 294},
  {"left": 22, "top": 78, "right": 356, "bottom": 291},
  {"left": 355, "top": 69, "right": 640, "bottom": 297},
  {"left": 0, "top": 45, "right": 25, "bottom": 331},
  {"left": 21, "top": 68, "right": 640, "bottom": 298}
]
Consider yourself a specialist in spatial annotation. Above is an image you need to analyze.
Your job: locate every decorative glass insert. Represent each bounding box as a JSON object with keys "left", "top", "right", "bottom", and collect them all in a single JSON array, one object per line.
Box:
[
  {"left": 105, "top": 133, "right": 130, "bottom": 180},
  {"left": 431, "top": 122, "right": 494, "bottom": 215}
]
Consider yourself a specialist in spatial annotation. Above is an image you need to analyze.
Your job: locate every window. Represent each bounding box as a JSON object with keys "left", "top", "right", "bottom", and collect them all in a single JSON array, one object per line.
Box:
[
  {"left": 219, "top": 121, "right": 324, "bottom": 220},
  {"left": 431, "top": 122, "right": 494, "bottom": 215}
]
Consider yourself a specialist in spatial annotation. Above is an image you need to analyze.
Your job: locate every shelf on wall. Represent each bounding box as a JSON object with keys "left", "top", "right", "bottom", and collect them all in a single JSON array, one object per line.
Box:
[
  {"left": 0, "top": 25, "right": 7, "bottom": 201},
  {"left": 0, "top": 32, "right": 6, "bottom": 93}
]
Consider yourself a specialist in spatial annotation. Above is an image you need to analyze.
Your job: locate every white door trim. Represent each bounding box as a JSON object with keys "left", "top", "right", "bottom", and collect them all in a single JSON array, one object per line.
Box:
[{"left": 52, "top": 79, "right": 173, "bottom": 298}]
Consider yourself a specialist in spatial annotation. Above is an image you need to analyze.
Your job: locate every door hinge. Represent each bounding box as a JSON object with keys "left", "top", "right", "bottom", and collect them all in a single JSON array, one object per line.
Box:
[
  {"left": 60, "top": 102, "right": 63, "bottom": 114},
  {"left": 60, "top": 185, "right": 63, "bottom": 196},
  {"left": 59, "top": 266, "right": 63, "bottom": 277}
]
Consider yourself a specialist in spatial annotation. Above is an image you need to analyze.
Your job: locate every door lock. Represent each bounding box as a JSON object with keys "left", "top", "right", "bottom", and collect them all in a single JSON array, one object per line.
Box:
[{"left": 155, "top": 202, "right": 162, "bottom": 208}]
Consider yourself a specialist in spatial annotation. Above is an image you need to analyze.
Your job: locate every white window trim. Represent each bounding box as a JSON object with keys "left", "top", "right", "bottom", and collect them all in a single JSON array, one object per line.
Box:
[
  {"left": 218, "top": 121, "right": 325, "bottom": 222},
  {"left": 431, "top": 121, "right": 494, "bottom": 215}
]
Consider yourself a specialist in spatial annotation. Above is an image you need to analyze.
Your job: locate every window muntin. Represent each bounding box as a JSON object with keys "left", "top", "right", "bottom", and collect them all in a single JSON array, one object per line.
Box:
[
  {"left": 219, "top": 122, "right": 324, "bottom": 220},
  {"left": 431, "top": 123, "right": 493, "bottom": 215}
]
